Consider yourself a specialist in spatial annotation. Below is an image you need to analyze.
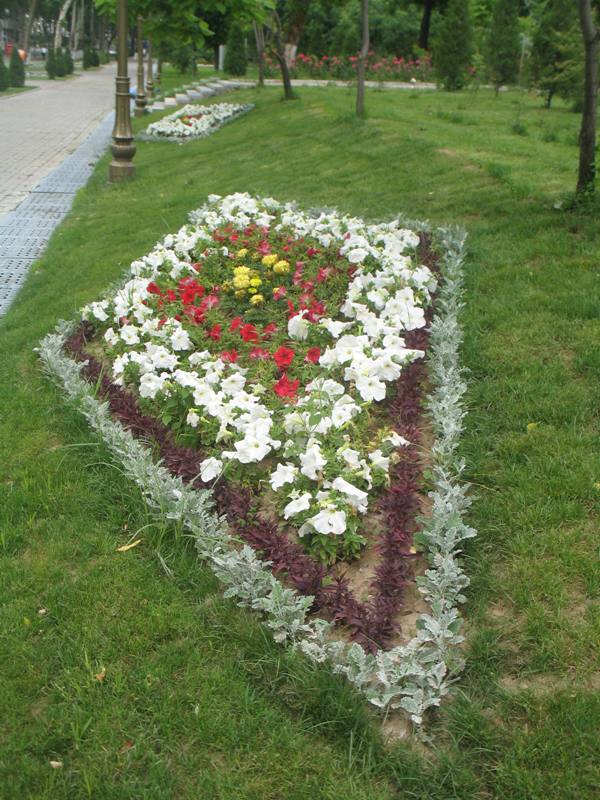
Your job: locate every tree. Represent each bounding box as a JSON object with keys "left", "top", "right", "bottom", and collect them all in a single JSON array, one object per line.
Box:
[
  {"left": 253, "top": 20, "right": 266, "bottom": 85},
  {"left": 576, "top": 0, "right": 599, "bottom": 195},
  {"left": 0, "top": 57, "right": 9, "bottom": 91},
  {"left": 531, "top": 0, "right": 581, "bottom": 108},
  {"left": 224, "top": 19, "right": 248, "bottom": 74},
  {"left": 487, "top": 0, "right": 520, "bottom": 93},
  {"left": 9, "top": 46, "right": 25, "bottom": 87},
  {"left": 269, "top": 9, "right": 295, "bottom": 98},
  {"left": 433, "top": 0, "right": 472, "bottom": 90},
  {"left": 356, "top": 0, "right": 368, "bottom": 118}
]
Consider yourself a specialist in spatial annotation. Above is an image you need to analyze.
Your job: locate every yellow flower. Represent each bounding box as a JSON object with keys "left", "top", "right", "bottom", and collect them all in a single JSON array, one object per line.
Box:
[
  {"left": 236, "top": 248, "right": 248, "bottom": 258},
  {"left": 250, "top": 277, "right": 262, "bottom": 287},
  {"left": 248, "top": 287, "right": 257, "bottom": 295},
  {"left": 274, "top": 259, "right": 290, "bottom": 274},
  {"left": 261, "top": 254, "right": 278, "bottom": 267},
  {"left": 234, "top": 289, "right": 247, "bottom": 298},
  {"left": 250, "top": 293, "right": 264, "bottom": 305}
]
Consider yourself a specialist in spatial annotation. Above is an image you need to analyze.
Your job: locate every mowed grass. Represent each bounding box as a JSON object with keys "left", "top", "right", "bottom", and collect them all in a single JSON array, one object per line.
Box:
[{"left": 1, "top": 84, "right": 600, "bottom": 798}]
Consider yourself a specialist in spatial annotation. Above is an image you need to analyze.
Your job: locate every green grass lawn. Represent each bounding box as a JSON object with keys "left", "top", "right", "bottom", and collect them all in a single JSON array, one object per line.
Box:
[{"left": 1, "top": 85, "right": 600, "bottom": 799}]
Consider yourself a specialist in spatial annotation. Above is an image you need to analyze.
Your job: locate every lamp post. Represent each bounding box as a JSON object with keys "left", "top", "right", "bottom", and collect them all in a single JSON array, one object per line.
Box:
[
  {"left": 108, "top": 0, "right": 135, "bottom": 181},
  {"left": 135, "top": 15, "right": 147, "bottom": 117},
  {"left": 146, "top": 36, "right": 154, "bottom": 104}
]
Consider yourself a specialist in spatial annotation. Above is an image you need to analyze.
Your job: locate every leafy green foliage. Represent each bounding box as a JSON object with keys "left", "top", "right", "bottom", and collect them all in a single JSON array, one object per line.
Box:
[
  {"left": 8, "top": 46, "right": 25, "bottom": 87},
  {"left": 432, "top": 0, "right": 472, "bottom": 90},
  {"left": 45, "top": 48, "right": 55, "bottom": 79},
  {"left": 224, "top": 20, "right": 248, "bottom": 76},
  {"left": 0, "top": 55, "right": 9, "bottom": 91},
  {"left": 530, "top": 0, "right": 582, "bottom": 108},
  {"left": 486, "top": 0, "right": 520, "bottom": 90}
]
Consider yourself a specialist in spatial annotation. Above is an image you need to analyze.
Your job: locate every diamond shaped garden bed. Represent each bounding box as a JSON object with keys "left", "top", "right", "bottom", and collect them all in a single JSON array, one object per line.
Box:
[{"left": 40, "top": 194, "right": 473, "bottom": 729}]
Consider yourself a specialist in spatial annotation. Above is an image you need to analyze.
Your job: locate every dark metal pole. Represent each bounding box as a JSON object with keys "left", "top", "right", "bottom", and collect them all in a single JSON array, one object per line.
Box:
[
  {"left": 135, "top": 15, "right": 147, "bottom": 117},
  {"left": 108, "top": 0, "right": 135, "bottom": 181}
]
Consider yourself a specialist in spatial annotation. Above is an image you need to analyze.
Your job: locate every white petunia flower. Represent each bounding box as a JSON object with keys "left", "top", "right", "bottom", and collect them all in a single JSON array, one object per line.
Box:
[
  {"left": 270, "top": 463, "right": 298, "bottom": 491},
  {"left": 186, "top": 409, "right": 200, "bottom": 428},
  {"left": 283, "top": 492, "right": 312, "bottom": 519},
  {"left": 199, "top": 456, "right": 222, "bottom": 482},
  {"left": 120, "top": 325, "right": 140, "bottom": 345},
  {"left": 369, "top": 449, "right": 390, "bottom": 471},
  {"left": 300, "top": 442, "right": 327, "bottom": 480},
  {"left": 171, "top": 327, "right": 192, "bottom": 351},
  {"left": 288, "top": 314, "right": 310, "bottom": 340}
]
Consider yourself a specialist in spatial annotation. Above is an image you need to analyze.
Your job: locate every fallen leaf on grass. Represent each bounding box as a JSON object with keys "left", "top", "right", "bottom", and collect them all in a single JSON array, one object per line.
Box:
[
  {"left": 118, "top": 740, "right": 135, "bottom": 754},
  {"left": 116, "top": 539, "right": 142, "bottom": 553},
  {"left": 95, "top": 668, "right": 106, "bottom": 682},
  {"left": 526, "top": 422, "right": 540, "bottom": 433},
  {"left": 49, "top": 760, "right": 63, "bottom": 769}
]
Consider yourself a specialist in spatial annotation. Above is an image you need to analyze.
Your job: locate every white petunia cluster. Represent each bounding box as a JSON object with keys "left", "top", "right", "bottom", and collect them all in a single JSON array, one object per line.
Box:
[
  {"left": 82, "top": 194, "right": 434, "bottom": 537},
  {"left": 145, "top": 102, "right": 253, "bottom": 139}
]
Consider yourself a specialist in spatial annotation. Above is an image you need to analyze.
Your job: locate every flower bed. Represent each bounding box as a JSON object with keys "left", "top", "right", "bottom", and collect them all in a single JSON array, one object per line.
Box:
[
  {"left": 264, "top": 52, "right": 433, "bottom": 83},
  {"left": 40, "top": 195, "right": 473, "bottom": 728},
  {"left": 144, "top": 102, "right": 253, "bottom": 140}
]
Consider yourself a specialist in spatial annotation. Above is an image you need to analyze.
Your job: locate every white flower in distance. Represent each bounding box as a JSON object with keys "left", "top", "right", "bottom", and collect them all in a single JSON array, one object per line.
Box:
[
  {"left": 104, "top": 327, "right": 118, "bottom": 346},
  {"left": 331, "top": 477, "right": 368, "bottom": 512},
  {"left": 120, "top": 325, "right": 140, "bottom": 345},
  {"left": 288, "top": 313, "right": 310, "bottom": 340},
  {"left": 199, "top": 456, "right": 222, "bottom": 482},
  {"left": 385, "top": 431, "right": 410, "bottom": 448},
  {"left": 283, "top": 492, "right": 312, "bottom": 519},
  {"left": 300, "top": 441, "right": 327, "bottom": 480},
  {"left": 270, "top": 463, "right": 298, "bottom": 491},
  {"left": 369, "top": 449, "right": 390, "bottom": 472},
  {"left": 306, "top": 508, "right": 347, "bottom": 535},
  {"left": 139, "top": 372, "right": 167, "bottom": 399},
  {"left": 356, "top": 374, "right": 386, "bottom": 402},
  {"left": 186, "top": 409, "right": 200, "bottom": 428},
  {"left": 234, "top": 436, "right": 272, "bottom": 464},
  {"left": 170, "top": 327, "right": 192, "bottom": 351}
]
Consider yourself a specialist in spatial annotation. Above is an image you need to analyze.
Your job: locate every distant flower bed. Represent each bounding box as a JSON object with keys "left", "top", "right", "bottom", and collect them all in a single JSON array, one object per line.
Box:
[
  {"left": 264, "top": 52, "right": 433, "bottom": 83},
  {"left": 145, "top": 102, "right": 253, "bottom": 139}
]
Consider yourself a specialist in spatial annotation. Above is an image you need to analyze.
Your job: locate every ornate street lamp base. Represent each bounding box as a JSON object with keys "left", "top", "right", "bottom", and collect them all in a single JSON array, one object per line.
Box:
[{"left": 108, "top": 159, "right": 136, "bottom": 181}]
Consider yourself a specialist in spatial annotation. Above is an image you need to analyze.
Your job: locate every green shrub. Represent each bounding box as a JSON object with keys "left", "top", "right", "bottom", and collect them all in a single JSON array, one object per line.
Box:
[
  {"left": 90, "top": 48, "right": 100, "bottom": 67},
  {"left": 45, "top": 48, "right": 56, "bottom": 78},
  {"left": 54, "top": 48, "right": 67, "bottom": 77},
  {"left": 223, "top": 21, "right": 247, "bottom": 76},
  {"left": 83, "top": 46, "right": 93, "bottom": 69},
  {"left": 64, "top": 47, "right": 74, "bottom": 74},
  {"left": 433, "top": 0, "right": 472, "bottom": 91},
  {"left": 9, "top": 46, "right": 25, "bottom": 87},
  {"left": 99, "top": 49, "right": 109, "bottom": 64},
  {"left": 0, "top": 56, "right": 9, "bottom": 90}
]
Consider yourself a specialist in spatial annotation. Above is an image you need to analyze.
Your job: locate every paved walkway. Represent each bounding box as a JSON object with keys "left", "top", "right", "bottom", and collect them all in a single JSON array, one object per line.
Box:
[
  {"left": 0, "top": 64, "right": 121, "bottom": 315},
  {"left": 0, "top": 63, "right": 118, "bottom": 215}
]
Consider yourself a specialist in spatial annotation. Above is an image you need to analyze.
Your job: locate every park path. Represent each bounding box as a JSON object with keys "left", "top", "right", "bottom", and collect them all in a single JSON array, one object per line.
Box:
[
  {"left": 0, "top": 62, "right": 118, "bottom": 215},
  {"left": 0, "top": 63, "right": 120, "bottom": 315}
]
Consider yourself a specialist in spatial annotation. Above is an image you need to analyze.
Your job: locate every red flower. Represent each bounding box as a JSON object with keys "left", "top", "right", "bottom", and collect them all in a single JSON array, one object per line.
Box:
[
  {"left": 273, "top": 374, "right": 300, "bottom": 401},
  {"left": 146, "top": 281, "right": 162, "bottom": 295},
  {"left": 249, "top": 347, "right": 270, "bottom": 360},
  {"left": 257, "top": 240, "right": 271, "bottom": 255},
  {"left": 306, "top": 347, "right": 321, "bottom": 364},
  {"left": 203, "top": 293, "right": 220, "bottom": 310},
  {"left": 273, "top": 286, "right": 287, "bottom": 301},
  {"left": 240, "top": 323, "right": 259, "bottom": 343},
  {"left": 229, "top": 316, "right": 243, "bottom": 332},
  {"left": 166, "top": 289, "right": 178, "bottom": 302},
  {"left": 221, "top": 350, "right": 238, "bottom": 363},
  {"left": 262, "top": 323, "right": 277, "bottom": 338},
  {"left": 273, "top": 346, "right": 295, "bottom": 369},
  {"left": 207, "top": 324, "right": 222, "bottom": 341},
  {"left": 191, "top": 262, "right": 203, "bottom": 271}
]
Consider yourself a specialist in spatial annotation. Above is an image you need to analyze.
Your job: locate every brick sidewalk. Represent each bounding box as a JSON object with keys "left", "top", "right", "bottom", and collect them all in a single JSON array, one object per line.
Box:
[{"left": 0, "top": 63, "right": 118, "bottom": 215}]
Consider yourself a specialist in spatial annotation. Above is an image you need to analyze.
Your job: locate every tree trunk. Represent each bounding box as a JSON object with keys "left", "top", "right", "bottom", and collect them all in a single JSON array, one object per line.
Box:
[
  {"left": 577, "top": 0, "right": 599, "bottom": 195},
  {"left": 253, "top": 21, "right": 265, "bottom": 87},
  {"left": 356, "top": 0, "right": 369, "bottom": 118},
  {"left": 213, "top": 43, "right": 219, "bottom": 70},
  {"left": 23, "top": 0, "right": 38, "bottom": 53},
  {"left": 54, "top": 0, "right": 75, "bottom": 50},
  {"left": 419, "top": 0, "right": 435, "bottom": 50},
  {"left": 272, "top": 12, "right": 294, "bottom": 100}
]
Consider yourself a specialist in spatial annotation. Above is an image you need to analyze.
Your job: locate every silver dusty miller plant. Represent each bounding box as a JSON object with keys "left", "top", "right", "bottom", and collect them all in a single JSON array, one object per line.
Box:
[{"left": 38, "top": 219, "right": 473, "bottom": 731}]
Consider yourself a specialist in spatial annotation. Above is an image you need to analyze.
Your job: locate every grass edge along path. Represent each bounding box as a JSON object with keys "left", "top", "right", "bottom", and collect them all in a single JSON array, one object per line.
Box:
[{"left": 1, "top": 86, "right": 600, "bottom": 799}]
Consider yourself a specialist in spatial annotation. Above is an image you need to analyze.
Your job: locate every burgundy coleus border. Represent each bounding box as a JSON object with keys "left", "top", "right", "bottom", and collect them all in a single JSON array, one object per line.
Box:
[{"left": 64, "top": 245, "right": 437, "bottom": 654}]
